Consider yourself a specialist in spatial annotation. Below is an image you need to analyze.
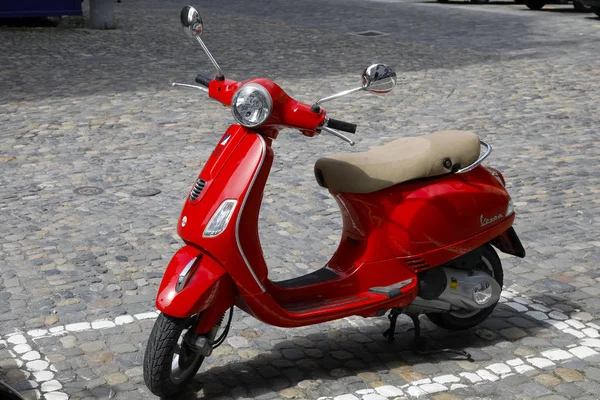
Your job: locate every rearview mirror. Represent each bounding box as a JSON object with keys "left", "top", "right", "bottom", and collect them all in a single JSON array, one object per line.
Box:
[
  {"left": 180, "top": 5, "right": 203, "bottom": 37},
  {"left": 362, "top": 64, "right": 396, "bottom": 94}
]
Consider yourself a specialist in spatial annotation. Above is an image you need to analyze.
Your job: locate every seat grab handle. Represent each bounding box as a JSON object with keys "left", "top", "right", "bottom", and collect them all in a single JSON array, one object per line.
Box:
[{"left": 456, "top": 140, "right": 492, "bottom": 174}]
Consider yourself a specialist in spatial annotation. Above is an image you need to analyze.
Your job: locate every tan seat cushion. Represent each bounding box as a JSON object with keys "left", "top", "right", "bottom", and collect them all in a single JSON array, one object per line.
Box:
[{"left": 314, "top": 130, "right": 480, "bottom": 194}]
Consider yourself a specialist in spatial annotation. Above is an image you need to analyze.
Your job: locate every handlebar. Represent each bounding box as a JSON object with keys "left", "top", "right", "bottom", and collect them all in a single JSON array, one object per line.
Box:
[
  {"left": 177, "top": 75, "right": 359, "bottom": 146},
  {"left": 327, "top": 118, "right": 357, "bottom": 134},
  {"left": 195, "top": 73, "right": 212, "bottom": 88}
]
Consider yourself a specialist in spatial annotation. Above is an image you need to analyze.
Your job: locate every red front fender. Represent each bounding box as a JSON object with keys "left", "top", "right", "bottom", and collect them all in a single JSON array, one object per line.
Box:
[{"left": 156, "top": 246, "right": 237, "bottom": 320}]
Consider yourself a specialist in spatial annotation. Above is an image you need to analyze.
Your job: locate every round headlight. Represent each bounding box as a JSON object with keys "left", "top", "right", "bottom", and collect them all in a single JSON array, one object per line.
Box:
[{"left": 231, "top": 83, "right": 272, "bottom": 128}]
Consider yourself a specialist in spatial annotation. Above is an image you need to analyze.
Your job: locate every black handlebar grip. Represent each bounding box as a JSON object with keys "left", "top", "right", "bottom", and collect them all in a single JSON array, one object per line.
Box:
[
  {"left": 328, "top": 118, "right": 357, "bottom": 134},
  {"left": 195, "top": 73, "right": 212, "bottom": 88}
]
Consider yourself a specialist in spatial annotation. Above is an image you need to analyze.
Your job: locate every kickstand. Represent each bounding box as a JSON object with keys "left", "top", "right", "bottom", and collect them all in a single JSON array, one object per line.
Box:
[
  {"left": 383, "top": 309, "right": 401, "bottom": 341},
  {"left": 409, "top": 314, "right": 474, "bottom": 362}
]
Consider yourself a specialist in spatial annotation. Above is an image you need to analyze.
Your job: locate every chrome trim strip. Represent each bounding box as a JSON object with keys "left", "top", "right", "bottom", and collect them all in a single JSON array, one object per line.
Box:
[
  {"left": 176, "top": 258, "right": 197, "bottom": 292},
  {"left": 456, "top": 140, "right": 492, "bottom": 174},
  {"left": 235, "top": 134, "right": 267, "bottom": 292}
]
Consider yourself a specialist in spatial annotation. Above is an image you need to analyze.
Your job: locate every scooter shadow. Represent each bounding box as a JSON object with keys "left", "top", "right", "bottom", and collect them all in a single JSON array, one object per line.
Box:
[
  {"left": 176, "top": 302, "right": 558, "bottom": 399},
  {"left": 0, "top": 366, "right": 30, "bottom": 395}
]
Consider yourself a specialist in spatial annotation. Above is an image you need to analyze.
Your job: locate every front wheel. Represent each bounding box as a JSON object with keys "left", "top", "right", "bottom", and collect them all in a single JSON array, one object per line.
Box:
[
  {"left": 573, "top": 0, "right": 593, "bottom": 12},
  {"left": 426, "top": 244, "right": 503, "bottom": 331},
  {"left": 144, "top": 314, "right": 205, "bottom": 398},
  {"left": 525, "top": 0, "right": 546, "bottom": 9}
]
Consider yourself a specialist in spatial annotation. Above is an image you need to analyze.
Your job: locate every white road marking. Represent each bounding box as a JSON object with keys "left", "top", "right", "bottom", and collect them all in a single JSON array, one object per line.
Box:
[
  {"left": 0, "top": 331, "right": 67, "bottom": 399},
  {"left": 328, "top": 286, "right": 600, "bottom": 398},
  {"left": 2, "top": 286, "right": 597, "bottom": 399}
]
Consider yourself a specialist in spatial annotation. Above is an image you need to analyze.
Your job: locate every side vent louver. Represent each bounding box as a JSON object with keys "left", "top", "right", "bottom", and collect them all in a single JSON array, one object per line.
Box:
[
  {"left": 404, "top": 257, "right": 430, "bottom": 273},
  {"left": 190, "top": 179, "right": 206, "bottom": 201}
]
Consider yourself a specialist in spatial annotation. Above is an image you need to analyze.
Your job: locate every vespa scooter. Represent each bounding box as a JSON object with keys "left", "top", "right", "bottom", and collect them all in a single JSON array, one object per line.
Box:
[{"left": 143, "top": 6, "right": 526, "bottom": 397}]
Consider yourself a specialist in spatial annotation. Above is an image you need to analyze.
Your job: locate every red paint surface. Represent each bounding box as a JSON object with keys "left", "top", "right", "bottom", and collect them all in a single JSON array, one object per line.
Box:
[{"left": 155, "top": 76, "right": 520, "bottom": 328}]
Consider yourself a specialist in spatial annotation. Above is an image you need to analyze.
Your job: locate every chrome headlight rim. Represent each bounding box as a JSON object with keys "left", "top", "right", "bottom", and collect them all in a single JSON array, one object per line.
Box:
[{"left": 231, "top": 83, "right": 273, "bottom": 128}]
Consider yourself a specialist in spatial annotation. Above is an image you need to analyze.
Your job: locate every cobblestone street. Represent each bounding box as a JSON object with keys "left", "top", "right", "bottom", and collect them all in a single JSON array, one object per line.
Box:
[{"left": 1, "top": 0, "right": 600, "bottom": 399}]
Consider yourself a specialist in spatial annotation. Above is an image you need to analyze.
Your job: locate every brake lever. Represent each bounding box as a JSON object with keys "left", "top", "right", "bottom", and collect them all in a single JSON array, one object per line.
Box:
[
  {"left": 320, "top": 126, "right": 355, "bottom": 146},
  {"left": 172, "top": 82, "right": 208, "bottom": 93}
]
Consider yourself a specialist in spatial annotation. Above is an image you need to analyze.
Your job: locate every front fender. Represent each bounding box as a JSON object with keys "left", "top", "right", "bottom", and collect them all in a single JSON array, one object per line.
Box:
[{"left": 156, "top": 246, "right": 237, "bottom": 318}]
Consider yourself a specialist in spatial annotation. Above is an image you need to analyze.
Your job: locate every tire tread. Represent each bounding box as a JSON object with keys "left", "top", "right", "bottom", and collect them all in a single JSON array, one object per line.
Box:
[{"left": 144, "top": 314, "right": 198, "bottom": 398}]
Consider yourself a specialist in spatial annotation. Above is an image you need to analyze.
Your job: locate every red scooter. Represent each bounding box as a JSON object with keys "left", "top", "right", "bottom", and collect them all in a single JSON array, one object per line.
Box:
[{"left": 143, "top": 6, "right": 525, "bottom": 397}]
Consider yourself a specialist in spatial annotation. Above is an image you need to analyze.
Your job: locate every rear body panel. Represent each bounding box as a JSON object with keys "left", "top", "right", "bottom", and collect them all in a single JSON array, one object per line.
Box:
[
  {"left": 331, "top": 165, "right": 513, "bottom": 265},
  {"left": 162, "top": 125, "right": 517, "bottom": 328}
]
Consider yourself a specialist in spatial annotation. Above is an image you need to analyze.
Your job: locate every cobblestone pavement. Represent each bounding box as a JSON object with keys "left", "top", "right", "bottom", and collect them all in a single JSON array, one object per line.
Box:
[{"left": 1, "top": 0, "right": 600, "bottom": 398}]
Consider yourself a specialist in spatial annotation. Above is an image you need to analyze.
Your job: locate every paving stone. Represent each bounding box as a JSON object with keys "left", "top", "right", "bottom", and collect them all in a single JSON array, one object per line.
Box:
[
  {"left": 554, "top": 368, "right": 584, "bottom": 383},
  {"left": 518, "top": 382, "right": 552, "bottom": 398},
  {"left": 531, "top": 280, "right": 575, "bottom": 294},
  {"left": 534, "top": 374, "right": 561, "bottom": 387},
  {"left": 1, "top": 2, "right": 600, "bottom": 400},
  {"left": 500, "top": 327, "right": 528, "bottom": 341},
  {"left": 374, "top": 385, "right": 404, "bottom": 397},
  {"left": 554, "top": 382, "right": 584, "bottom": 398},
  {"left": 79, "top": 341, "right": 105, "bottom": 353},
  {"left": 584, "top": 367, "right": 600, "bottom": 382},
  {"left": 540, "top": 349, "right": 573, "bottom": 361},
  {"left": 111, "top": 343, "right": 138, "bottom": 354},
  {"left": 362, "top": 394, "right": 386, "bottom": 400}
]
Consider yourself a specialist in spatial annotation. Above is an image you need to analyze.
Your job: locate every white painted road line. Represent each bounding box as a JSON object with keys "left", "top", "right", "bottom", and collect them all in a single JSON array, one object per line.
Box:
[
  {"left": 1, "top": 332, "right": 68, "bottom": 400},
  {"left": 2, "top": 286, "right": 598, "bottom": 399}
]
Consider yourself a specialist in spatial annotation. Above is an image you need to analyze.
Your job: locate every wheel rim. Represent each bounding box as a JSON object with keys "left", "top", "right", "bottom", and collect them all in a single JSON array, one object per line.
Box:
[
  {"left": 170, "top": 319, "right": 204, "bottom": 384},
  {"left": 449, "top": 255, "right": 496, "bottom": 319}
]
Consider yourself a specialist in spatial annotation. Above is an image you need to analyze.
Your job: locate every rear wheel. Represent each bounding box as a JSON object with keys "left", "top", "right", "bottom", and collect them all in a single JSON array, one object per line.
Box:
[
  {"left": 426, "top": 244, "right": 503, "bottom": 331},
  {"left": 525, "top": 0, "right": 546, "bottom": 9},
  {"left": 143, "top": 314, "right": 205, "bottom": 398},
  {"left": 573, "top": 0, "right": 593, "bottom": 12}
]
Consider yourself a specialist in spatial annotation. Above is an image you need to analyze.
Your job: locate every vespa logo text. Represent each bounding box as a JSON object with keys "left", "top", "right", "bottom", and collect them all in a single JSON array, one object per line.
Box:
[{"left": 480, "top": 213, "right": 503, "bottom": 227}]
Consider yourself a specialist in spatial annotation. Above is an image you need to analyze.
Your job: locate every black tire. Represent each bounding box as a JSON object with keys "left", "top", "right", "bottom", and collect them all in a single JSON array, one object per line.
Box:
[
  {"left": 525, "top": 0, "right": 546, "bottom": 9},
  {"left": 573, "top": 0, "right": 593, "bottom": 12},
  {"left": 143, "top": 314, "right": 204, "bottom": 398},
  {"left": 471, "top": 0, "right": 490, "bottom": 3},
  {"left": 426, "top": 244, "right": 503, "bottom": 331},
  {"left": 594, "top": 6, "right": 600, "bottom": 15}
]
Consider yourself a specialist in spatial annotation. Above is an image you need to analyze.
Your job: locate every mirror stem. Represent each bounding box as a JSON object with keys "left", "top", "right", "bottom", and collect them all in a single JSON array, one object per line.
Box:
[
  {"left": 311, "top": 87, "right": 363, "bottom": 111},
  {"left": 195, "top": 36, "right": 224, "bottom": 80}
]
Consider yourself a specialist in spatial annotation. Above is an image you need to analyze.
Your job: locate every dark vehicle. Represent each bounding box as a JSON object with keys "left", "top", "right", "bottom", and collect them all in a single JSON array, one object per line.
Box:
[
  {"left": 524, "top": 0, "right": 593, "bottom": 11},
  {"left": 0, "top": 0, "right": 82, "bottom": 18},
  {"left": 580, "top": 0, "right": 600, "bottom": 14},
  {"left": 0, "top": 379, "right": 25, "bottom": 400},
  {"left": 436, "top": 0, "right": 591, "bottom": 8}
]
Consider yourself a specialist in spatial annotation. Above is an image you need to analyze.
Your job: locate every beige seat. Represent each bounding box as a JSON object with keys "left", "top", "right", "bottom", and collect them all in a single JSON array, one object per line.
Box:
[{"left": 314, "top": 130, "right": 481, "bottom": 194}]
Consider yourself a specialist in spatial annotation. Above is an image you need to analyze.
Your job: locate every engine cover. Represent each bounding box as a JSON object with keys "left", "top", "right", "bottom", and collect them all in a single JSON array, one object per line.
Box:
[{"left": 418, "top": 267, "right": 501, "bottom": 311}]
